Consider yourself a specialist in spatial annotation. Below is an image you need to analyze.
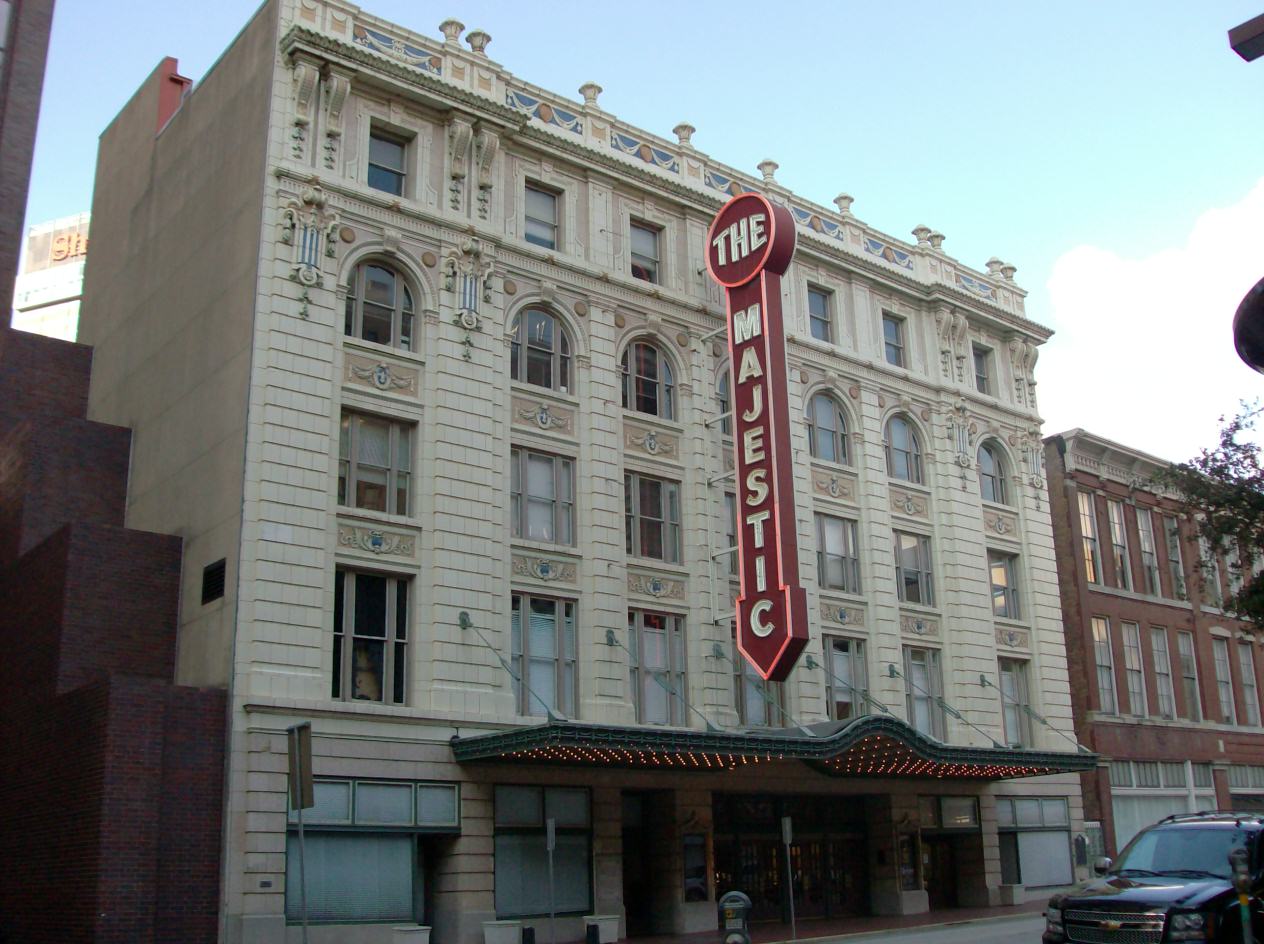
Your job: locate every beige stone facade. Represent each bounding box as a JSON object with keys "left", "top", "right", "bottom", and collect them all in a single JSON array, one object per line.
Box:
[{"left": 79, "top": 1, "right": 1091, "bottom": 942}]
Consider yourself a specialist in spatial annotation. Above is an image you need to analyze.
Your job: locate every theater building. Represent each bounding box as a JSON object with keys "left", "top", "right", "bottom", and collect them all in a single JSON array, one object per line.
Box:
[
  {"left": 1045, "top": 430, "right": 1264, "bottom": 856},
  {"left": 79, "top": 1, "right": 1093, "bottom": 941}
]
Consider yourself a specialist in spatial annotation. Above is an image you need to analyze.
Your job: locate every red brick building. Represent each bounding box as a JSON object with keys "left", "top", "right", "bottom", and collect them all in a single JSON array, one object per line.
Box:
[
  {"left": 1046, "top": 429, "right": 1264, "bottom": 857},
  {"left": 0, "top": 325, "right": 226, "bottom": 943}
]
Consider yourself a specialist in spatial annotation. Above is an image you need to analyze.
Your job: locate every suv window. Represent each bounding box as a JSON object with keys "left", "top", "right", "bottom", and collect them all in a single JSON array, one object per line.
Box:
[{"left": 1115, "top": 824, "right": 1249, "bottom": 880}]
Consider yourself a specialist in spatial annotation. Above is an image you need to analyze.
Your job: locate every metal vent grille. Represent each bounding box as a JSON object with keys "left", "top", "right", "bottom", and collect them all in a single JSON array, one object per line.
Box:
[{"left": 201, "top": 559, "right": 226, "bottom": 605}]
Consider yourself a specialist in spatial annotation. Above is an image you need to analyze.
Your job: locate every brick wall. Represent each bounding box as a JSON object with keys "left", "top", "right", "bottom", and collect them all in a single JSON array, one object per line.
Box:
[{"left": 0, "top": 326, "right": 226, "bottom": 943}]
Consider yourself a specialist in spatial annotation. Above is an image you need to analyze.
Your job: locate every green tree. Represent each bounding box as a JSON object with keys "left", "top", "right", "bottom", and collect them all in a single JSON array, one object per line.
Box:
[{"left": 1162, "top": 404, "right": 1264, "bottom": 632}]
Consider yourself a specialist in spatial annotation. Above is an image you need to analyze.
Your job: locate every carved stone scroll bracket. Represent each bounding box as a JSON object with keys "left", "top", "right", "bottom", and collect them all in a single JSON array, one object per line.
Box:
[
  {"left": 474, "top": 126, "right": 500, "bottom": 220},
  {"left": 448, "top": 116, "right": 474, "bottom": 210},
  {"left": 291, "top": 57, "right": 320, "bottom": 162},
  {"left": 322, "top": 71, "right": 352, "bottom": 169}
]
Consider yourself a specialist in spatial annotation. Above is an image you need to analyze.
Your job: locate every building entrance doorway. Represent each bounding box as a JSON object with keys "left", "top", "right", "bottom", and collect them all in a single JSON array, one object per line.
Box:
[
  {"left": 713, "top": 793, "right": 869, "bottom": 922},
  {"left": 622, "top": 791, "right": 672, "bottom": 936},
  {"left": 921, "top": 836, "right": 958, "bottom": 910}
]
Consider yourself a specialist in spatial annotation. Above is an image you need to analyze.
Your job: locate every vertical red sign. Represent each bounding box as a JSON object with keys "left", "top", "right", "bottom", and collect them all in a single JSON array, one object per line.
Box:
[{"left": 705, "top": 193, "right": 807, "bottom": 682}]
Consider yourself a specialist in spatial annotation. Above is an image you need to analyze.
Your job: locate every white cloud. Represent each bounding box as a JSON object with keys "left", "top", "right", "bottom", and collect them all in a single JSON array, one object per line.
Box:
[{"left": 1039, "top": 177, "right": 1264, "bottom": 463}]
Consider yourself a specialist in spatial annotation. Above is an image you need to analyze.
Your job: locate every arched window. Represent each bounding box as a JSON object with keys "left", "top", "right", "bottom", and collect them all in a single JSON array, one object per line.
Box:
[
  {"left": 717, "top": 370, "right": 732, "bottom": 436},
  {"left": 344, "top": 261, "right": 415, "bottom": 351},
  {"left": 510, "top": 308, "right": 572, "bottom": 393},
  {"left": 806, "top": 393, "right": 849, "bottom": 464},
  {"left": 978, "top": 442, "right": 1007, "bottom": 504},
  {"left": 885, "top": 415, "right": 923, "bottom": 484},
  {"left": 621, "top": 341, "right": 675, "bottom": 420}
]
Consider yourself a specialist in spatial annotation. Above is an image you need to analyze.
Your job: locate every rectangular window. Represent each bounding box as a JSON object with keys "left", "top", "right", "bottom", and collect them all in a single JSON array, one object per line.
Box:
[
  {"left": 1152, "top": 628, "right": 1176, "bottom": 719},
  {"left": 998, "top": 658, "right": 1031, "bottom": 747},
  {"left": 630, "top": 221, "right": 660, "bottom": 283},
  {"left": 732, "top": 628, "right": 784, "bottom": 727},
  {"left": 1213, "top": 637, "right": 1236, "bottom": 724},
  {"left": 333, "top": 570, "right": 408, "bottom": 704},
  {"left": 724, "top": 493, "right": 737, "bottom": 576},
  {"left": 367, "top": 130, "right": 407, "bottom": 196},
  {"left": 1078, "top": 492, "right": 1101, "bottom": 584},
  {"left": 903, "top": 646, "right": 944, "bottom": 739},
  {"left": 816, "top": 513, "right": 861, "bottom": 594},
  {"left": 1177, "top": 630, "right": 1201, "bottom": 722},
  {"left": 808, "top": 287, "right": 832, "bottom": 343},
  {"left": 494, "top": 786, "right": 591, "bottom": 917},
  {"left": 511, "top": 447, "right": 574, "bottom": 545},
  {"left": 1239, "top": 643, "right": 1261, "bottom": 727},
  {"left": 825, "top": 636, "right": 868, "bottom": 721},
  {"left": 988, "top": 550, "right": 1020, "bottom": 619},
  {"left": 1199, "top": 536, "right": 1223, "bottom": 608},
  {"left": 628, "top": 610, "right": 686, "bottom": 725},
  {"left": 972, "top": 344, "right": 992, "bottom": 395},
  {"left": 1121, "top": 622, "right": 1148, "bottom": 717},
  {"left": 201, "top": 558, "right": 226, "bottom": 604},
  {"left": 894, "top": 531, "right": 934, "bottom": 605},
  {"left": 511, "top": 594, "right": 576, "bottom": 718},
  {"left": 1164, "top": 516, "right": 1187, "bottom": 600},
  {"left": 882, "top": 313, "right": 905, "bottom": 367},
  {"left": 624, "top": 472, "right": 681, "bottom": 563},
  {"left": 1107, "top": 500, "right": 1132, "bottom": 590},
  {"left": 1092, "top": 616, "right": 1117, "bottom": 714},
  {"left": 339, "top": 412, "right": 413, "bottom": 516},
  {"left": 1137, "top": 509, "right": 1161, "bottom": 596},
  {"left": 524, "top": 183, "right": 559, "bottom": 249}
]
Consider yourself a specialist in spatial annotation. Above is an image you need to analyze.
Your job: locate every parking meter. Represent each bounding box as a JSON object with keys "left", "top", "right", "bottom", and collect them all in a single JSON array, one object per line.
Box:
[
  {"left": 718, "top": 891, "right": 753, "bottom": 944},
  {"left": 1230, "top": 847, "right": 1254, "bottom": 944}
]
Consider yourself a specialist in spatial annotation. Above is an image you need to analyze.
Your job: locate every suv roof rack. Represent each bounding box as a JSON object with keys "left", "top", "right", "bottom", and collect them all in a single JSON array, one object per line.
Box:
[{"left": 1156, "top": 811, "right": 1264, "bottom": 825}]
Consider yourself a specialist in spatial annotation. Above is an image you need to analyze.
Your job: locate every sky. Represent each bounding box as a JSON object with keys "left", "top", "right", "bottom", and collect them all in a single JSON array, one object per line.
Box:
[{"left": 23, "top": 1, "right": 1264, "bottom": 463}]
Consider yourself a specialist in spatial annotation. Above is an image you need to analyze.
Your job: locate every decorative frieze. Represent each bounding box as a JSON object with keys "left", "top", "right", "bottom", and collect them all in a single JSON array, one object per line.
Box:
[
  {"left": 511, "top": 555, "right": 576, "bottom": 584},
  {"left": 345, "top": 354, "right": 418, "bottom": 395},
  {"left": 627, "top": 573, "right": 685, "bottom": 600},
  {"left": 337, "top": 524, "right": 416, "bottom": 558},
  {"left": 996, "top": 626, "right": 1031, "bottom": 650},
  {"left": 982, "top": 508, "right": 1019, "bottom": 538},
  {"left": 890, "top": 488, "right": 928, "bottom": 519},
  {"left": 812, "top": 468, "right": 858, "bottom": 503},
  {"left": 819, "top": 601, "right": 865, "bottom": 628},
  {"left": 900, "top": 613, "right": 939, "bottom": 637},
  {"left": 512, "top": 397, "right": 574, "bottom": 435},
  {"left": 624, "top": 423, "right": 678, "bottom": 459}
]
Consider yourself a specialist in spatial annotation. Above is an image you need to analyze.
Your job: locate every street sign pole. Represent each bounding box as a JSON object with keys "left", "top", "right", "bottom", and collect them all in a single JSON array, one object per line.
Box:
[
  {"left": 287, "top": 723, "right": 314, "bottom": 944},
  {"left": 547, "top": 817, "right": 557, "bottom": 944},
  {"left": 782, "top": 815, "right": 796, "bottom": 941}
]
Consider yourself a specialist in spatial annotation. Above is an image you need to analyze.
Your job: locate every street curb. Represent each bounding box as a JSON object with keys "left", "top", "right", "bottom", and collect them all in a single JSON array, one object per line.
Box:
[{"left": 757, "top": 907, "right": 1048, "bottom": 944}]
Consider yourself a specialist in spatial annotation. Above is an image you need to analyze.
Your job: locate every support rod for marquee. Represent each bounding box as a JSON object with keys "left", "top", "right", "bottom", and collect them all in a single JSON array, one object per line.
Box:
[
  {"left": 710, "top": 643, "right": 817, "bottom": 737},
  {"left": 887, "top": 662, "right": 1004, "bottom": 749},
  {"left": 979, "top": 673, "right": 1091, "bottom": 753},
  {"left": 803, "top": 653, "right": 895, "bottom": 717},
  {"left": 606, "top": 629, "right": 722, "bottom": 732},
  {"left": 459, "top": 611, "right": 566, "bottom": 723}
]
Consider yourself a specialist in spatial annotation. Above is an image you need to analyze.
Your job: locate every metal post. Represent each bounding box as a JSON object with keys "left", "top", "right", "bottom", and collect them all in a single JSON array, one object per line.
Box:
[
  {"left": 1231, "top": 847, "right": 1254, "bottom": 944},
  {"left": 296, "top": 796, "right": 309, "bottom": 944},
  {"left": 547, "top": 817, "right": 557, "bottom": 944},
  {"left": 782, "top": 815, "right": 796, "bottom": 941}
]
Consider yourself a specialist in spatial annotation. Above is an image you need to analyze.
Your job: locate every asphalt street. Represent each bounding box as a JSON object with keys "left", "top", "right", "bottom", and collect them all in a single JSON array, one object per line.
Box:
[{"left": 815, "top": 912, "right": 1046, "bottom": 943}]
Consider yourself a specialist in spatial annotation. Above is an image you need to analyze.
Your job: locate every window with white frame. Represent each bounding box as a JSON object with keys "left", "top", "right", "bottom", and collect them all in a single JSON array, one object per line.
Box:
[
  {"left": 1177, "top": 630, "right": 1202, "bottom": 722},
  {"left": 988, "top": 550, "right": 1020, "bottom": 619},
  {"left": 882, "top": 313, "right": 905, "bottom": 367},
  {"left": 1213, "top": 637, "right": 1236, "bottom": 724},
  {"left": 825, "top": 636, "right": 868, "bottom": 721},
  {"left": 808, "top": 286, "right": 833, "bottom": 343},
  {"left": 624, "top": 472, "right": 681, "bottom": 563},
  {"left": 511, "top": 447, "right": 574, "bottom": 545},
  {"left": 494, "top": 786, "right": 591, "bottom": 918},
  {"left": 903, "top": 646, "right": 945, "bottom": 739},
  {"left": 1152, "top": 628, "right": 1176, "bottom": 719},
  {"left": 511, "top": 593, "right": 576, "bottom": 718},
  {"left": 620, "top": 340, "right": 675, "bottom": 419},
  {"left": 806, "top": 392, "right": 849, "bottom": 464},
  {"left": 344, "top": 261, "right": 416, "bottom": 350},
  {"left": 972, "top": 344, "right": 992, "bottom": 395},
  {"left": 723, "top": 492, "right": 737, "bottom": 576},
  {"left": 1164, "top": 515, "right": 1187, "bottom": 600},
  {"left": 1121, "top": 622, "right": 1148, "bottom": 717},
  {"left": 1137, "top": 508, "right": 1161, "bottom": 596},
  {"left": 817, "top": 513, "right": 861, "bottom": 594},
  {"left": 1199, "top": 536, "right": 1223, "bottom": 608},
  {"left": 885, "top": 414, "right": 923, "bottom": 484},
  {"left": 332, "top": 570, "right": 409, "bottom": 704},
  {"left": 717, "top": 370, "right": 732, "bottom": 436},
  {"left": 339, "top": 412, "right": 413, "bottom": 516},
  {"left": 367, "top": 129, "right": 408, "bottom": 196},
  {"left": 1239, "top": 643, "right": 1261, "bottom": 727},
  {"left": 1107, "top": 499, "right": 1132, "bottom": 590},
  {"left": 977, "top": 442, "right": 1007, "bottom": 504},
  {"left": 1079, "top": 492, "right": 1101, "bottom": 584},
  {"left": 998, "top": 658, "right": 1031, "bottom": 747},
  {"left": 630, "top": 221, "right": 660, "bottom": 283},
  {"left": 895, "top": 531, "right": 934, "bottom": 606},
  {"left": 628, "top": 610, "right": 686, "bottom": 725},
  {"left": 1092, "top": 616, "right": 1117, "bottom": 714},
  {"left": 510, "top": 308, "right": 572, "bottom": 393},
  {"left": 524, "top": 183, "right": 559, "bottom": 249},
  {"left": 996, "top": 796, "right": 1073, "bottom": 888},
  {"left": 732, "top": 626, "right": 784, "bottom": 727},
  {"left": 285, "top": 779, "right": 459, "bottom": 924},
  {"left": 1108, "top": 761, "right": 1216, "bottom": 851}
]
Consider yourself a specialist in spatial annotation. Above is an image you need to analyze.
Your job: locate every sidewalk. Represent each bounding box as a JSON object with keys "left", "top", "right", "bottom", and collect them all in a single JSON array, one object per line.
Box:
[{"left": 635, "top": 899, "right": 1049, "bottom": 944}]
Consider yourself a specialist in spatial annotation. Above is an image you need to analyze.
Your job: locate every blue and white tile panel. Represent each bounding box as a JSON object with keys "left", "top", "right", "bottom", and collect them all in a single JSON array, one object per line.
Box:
[
  {"left": 505, "top": 89, "right": 583, "bottom": 135},
  {"left": 956, "top": 273, "right": 997, "bottom": 300},
  {"left": 352, "top": 24, "right": 442, "bottom": 75},
  {"left": 609, "top": 131, "right": 679, "bottom": 173},
  {"left": 704, "top": 169, "right": 756, "bottom": 196}
]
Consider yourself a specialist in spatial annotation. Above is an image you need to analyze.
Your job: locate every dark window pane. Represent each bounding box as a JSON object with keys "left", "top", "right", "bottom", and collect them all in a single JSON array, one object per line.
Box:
[{"left": 355, "top": 574, "right": 387, "bottom": 637}]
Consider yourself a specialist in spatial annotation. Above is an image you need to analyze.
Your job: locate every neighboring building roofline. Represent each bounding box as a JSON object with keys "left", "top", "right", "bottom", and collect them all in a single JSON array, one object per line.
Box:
[{"left": 1046, "top": 427, "right": 1180, "bottom": 487}]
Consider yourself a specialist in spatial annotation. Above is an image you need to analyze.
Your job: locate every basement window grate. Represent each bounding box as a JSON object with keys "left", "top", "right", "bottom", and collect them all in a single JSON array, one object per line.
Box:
[{"left": 202, "top": 559, "right": 226, "bottom": 604}]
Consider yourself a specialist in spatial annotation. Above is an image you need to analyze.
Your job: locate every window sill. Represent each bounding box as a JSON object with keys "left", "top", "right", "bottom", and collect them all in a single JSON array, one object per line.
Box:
[
  {"left": 1084, "top": 583, "right": 1194, "bottom": 611},
  {"left": 343, "top": 335, "right": 425, "bottom": 367},
  {"left": 509, "top": 381, "right": 580, "bottom": 409},
  {"left": 621, "top": 409, "right": 685, "bottom": 435},
  {"left": 511, "top": 538, "right": 580, "bottom": 558},
  {"left": 337, "top": 507, "right": 422, "bottom": 531},
  {"left": 626, "top": 558, "right": 689, "bottom": 576}
]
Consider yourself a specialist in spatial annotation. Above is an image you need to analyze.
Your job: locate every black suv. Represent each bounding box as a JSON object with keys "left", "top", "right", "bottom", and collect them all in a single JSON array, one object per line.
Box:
[{"left": 1044, "top": 813, "right": 1264, "bottom": 943}]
